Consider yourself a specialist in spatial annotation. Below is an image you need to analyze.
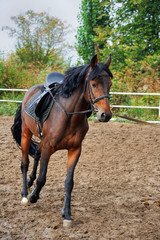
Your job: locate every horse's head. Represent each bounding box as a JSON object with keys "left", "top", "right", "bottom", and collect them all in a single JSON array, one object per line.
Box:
[{"left": 85, "top": 54, "right": 113, "bottom": 122}]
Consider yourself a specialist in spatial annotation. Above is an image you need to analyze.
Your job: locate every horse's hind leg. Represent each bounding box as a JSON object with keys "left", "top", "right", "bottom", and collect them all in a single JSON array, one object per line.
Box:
[
  {"left": 21, "top": 127, "right": 32, "bottom": 205},
  {"left": 28, "top": 142, "right": 42, "bottom": 188},
  {"left": 29, "top": 147, "right": 50, "bottom": 203}
]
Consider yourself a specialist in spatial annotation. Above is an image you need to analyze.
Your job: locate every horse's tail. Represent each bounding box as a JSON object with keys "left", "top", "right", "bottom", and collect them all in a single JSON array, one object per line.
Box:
[{"left": 11, "top": 104, "right": 38, "bottom": 157}]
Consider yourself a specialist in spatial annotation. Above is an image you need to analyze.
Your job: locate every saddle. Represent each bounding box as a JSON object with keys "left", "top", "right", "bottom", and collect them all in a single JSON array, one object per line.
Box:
[
  {"left": 35, "top": 72, "right": 64, "bottom": 117},
  {"left": 45, "top": 72, "right": 64, "bottom": 88}
]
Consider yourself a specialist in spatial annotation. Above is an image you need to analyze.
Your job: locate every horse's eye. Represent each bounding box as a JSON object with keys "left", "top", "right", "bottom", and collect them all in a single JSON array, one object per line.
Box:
[{"left": 92, "top": 83, "right": 96, "bottom": 88}]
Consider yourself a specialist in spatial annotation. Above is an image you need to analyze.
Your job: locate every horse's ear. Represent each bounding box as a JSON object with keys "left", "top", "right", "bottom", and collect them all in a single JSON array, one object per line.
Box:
[
  {"left": 106, "top": 54, "right": 111, "bottom": 67},
  {"left": 90, "top": 54, "right": 98, "bottom": 69}
]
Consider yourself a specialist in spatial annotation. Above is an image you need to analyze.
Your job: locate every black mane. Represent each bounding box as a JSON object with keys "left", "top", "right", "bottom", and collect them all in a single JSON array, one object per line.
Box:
[{"left": 58, "top": 63, "right": 113, "bottom": 98}]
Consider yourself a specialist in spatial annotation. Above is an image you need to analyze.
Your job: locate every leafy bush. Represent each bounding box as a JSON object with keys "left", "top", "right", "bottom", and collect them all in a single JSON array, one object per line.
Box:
[{"left": 0, "top": 53, "right": 68, "bottom": 115}]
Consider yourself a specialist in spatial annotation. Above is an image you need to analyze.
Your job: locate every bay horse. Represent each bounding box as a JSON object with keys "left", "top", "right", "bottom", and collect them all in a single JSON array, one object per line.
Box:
[{"left": 11, "top": 54, "right": 113, "bottom": 226}]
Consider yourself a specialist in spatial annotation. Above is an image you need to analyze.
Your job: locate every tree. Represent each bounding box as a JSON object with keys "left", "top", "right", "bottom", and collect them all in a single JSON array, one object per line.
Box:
[
  {"left": 118, "top": 0, "right": 159, "bottom": 62},
  {"left": 115, "top": 0, "right": 160, "bottom": 58},
  {"left": 76, "top": 0, "right": 112, "bottom": 64},
  {"left": 100, "top": 0, "right": 160, "bottom": 67},
  {"left": 3, "top": 10, "right": 69, "bottom": 65}
]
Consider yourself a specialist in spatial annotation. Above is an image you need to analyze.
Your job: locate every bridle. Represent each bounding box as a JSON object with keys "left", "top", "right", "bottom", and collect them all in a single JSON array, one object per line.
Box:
[
  {"left": 84, "top": 72, "right": 110, "bottom": 112},
  {"left": 48, "top": 70, "right": 110, "bottom": 116}
]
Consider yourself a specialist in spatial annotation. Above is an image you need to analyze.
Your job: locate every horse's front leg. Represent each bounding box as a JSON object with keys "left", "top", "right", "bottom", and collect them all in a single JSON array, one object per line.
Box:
[
  {"left": 62, "top": 146, "right": 81, "bottom": 226},
  {"left": 29, "top": 147, "right": 50, "bottom": 203}
]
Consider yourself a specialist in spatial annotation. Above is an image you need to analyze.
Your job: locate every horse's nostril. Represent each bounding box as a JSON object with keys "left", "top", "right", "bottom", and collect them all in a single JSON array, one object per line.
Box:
[
  {"left": 99, "top": 112, "right": 112, "bottom": 122},
  {"left": 101, "top": 112, "right": 106, "bottom": 120}
]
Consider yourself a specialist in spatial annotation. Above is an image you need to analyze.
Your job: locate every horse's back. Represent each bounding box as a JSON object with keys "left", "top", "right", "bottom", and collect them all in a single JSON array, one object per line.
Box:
[{"left": 22, "top": 84, "right": 43, "bottom": 107}]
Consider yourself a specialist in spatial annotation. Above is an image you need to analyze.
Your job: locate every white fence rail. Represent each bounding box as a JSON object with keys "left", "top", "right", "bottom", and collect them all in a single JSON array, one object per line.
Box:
[
  {"left": 0, "top": 88, "right": 160, "bottom": 117},
  {"left": 0, "top": 88, "right": 27, "bottom": 103},
  {"left": 111, "top": 92, "right": 160, "bottom": 117}
]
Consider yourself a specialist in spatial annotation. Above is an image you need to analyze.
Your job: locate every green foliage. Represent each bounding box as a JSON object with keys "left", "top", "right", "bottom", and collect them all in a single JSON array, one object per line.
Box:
[
  {"left": 0, "top": 102, "right": 20, "bottom": 116},
  {"left": 0, "top": 54, "right": 68, "bottom": 89},
  {"left": 3, "top": 10, "right": 69, "bottom": 66},
  {"left": 115, "top": 0, "right": 160, "bottom": 58},
  {"left": 110, "top": 54, "right": 160, "bottom": 121},
  {"left": 0, "top": 52, "right": 68, "bottom": 116},
  {"left": 0, "top": 10, "right": 70, "bottom": 93},
  {"left": 76, "top": 0, "right": 160, "bottom": 120},
  {"left": 0, "top": 10, "right": 73, "bottom": 116},
  {"left": 0, "top": 54, "right": 23, "bottom": 89},
  {"left": 111, "top": 54, "right": 160, "bottom": 93},
  {"left": 96, "top": 0, "right": 160, "bottom": 69},
  {"left": 76, "top": 0, "right": 112, "bottom": 64},
  {"left": 0, "top": 93, "right": 22, "bottom": 116}
]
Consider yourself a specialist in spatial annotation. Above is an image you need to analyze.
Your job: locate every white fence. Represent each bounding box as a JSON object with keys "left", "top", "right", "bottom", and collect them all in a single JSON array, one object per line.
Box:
[
  {"left": 0, "top": 88, "right": 160, "bottom": 117},
  {"left": 111, "top": 92, "right": 160, "bottom": 117}
]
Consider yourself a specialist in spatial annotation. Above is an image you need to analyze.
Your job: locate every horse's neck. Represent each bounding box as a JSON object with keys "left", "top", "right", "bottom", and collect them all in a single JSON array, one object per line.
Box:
[{"left": 59, "top": 80, "right": 88, "bottom": 112}]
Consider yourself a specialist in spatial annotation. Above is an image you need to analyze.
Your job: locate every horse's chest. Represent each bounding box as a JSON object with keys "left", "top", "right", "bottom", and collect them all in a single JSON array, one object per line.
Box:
[
  {"left": 59, "top": 130, "right": 84, "bottom": 149},
  {"left": 55, "top": 123, "right": 88, "bottom": 150}
]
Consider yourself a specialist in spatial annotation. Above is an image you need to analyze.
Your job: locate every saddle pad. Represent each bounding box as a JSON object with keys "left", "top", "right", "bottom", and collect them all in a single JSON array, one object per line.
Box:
[{"left": 24, "top": 90, "right": 54, "bottom": 126}]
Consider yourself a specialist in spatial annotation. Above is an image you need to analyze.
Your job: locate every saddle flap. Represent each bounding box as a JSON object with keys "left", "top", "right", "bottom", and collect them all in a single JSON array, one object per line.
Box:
[{"left": 35, "top": 91, "right": 51, "bottom": 117}]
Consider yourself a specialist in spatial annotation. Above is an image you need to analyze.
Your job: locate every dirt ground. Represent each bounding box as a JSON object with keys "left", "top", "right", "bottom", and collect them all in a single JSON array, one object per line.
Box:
[{"left": 0, "top": 116, "right": 160, "bottom": 240}]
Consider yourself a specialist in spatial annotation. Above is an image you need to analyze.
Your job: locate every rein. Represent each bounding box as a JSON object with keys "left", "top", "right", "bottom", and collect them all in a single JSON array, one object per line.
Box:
[
  {"left": 114, "top": 114, "right": 159, "bottom": 127},
  {"left": 47, "top": 87, "right": 92, "bottom": 116}
]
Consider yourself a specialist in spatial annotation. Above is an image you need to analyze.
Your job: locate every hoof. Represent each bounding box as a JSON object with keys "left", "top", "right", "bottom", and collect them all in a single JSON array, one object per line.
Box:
[
  {"left": 63, "top": 219, "right": 73, "bottom": 228},
  {"left": 21, "top": 197, "right": 28, "bottom": 206},
  {"left": 29, "top": 194, "right": 39, "bottom": 204}
]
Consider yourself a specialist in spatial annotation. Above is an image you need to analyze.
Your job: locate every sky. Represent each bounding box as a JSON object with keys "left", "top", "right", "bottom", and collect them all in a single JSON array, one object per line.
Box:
[{"left": 0, "top": 0, "right": 82, "bottom": 62}]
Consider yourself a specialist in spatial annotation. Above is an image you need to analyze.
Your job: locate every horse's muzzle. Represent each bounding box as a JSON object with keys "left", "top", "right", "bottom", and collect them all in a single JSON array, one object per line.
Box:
[{"left": 97, "top": 111, "right": 112, "bottom": 122}]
